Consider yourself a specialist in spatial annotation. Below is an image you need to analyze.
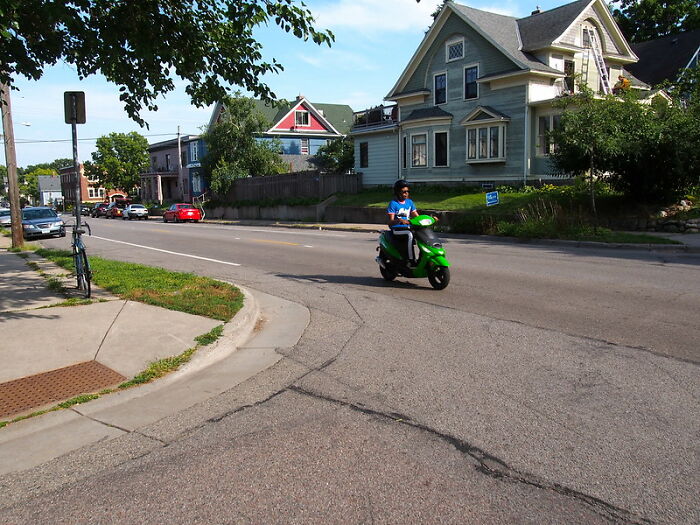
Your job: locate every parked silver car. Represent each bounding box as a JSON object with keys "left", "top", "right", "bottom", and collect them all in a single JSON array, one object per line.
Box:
[
  {"left": 21, "top": 207, "right": 66, "bottom": 239},
  {"left": 0, "top": 207, "right": 11, "bottom": 226},
  {"left": 122, "top": 204, "right": 149, "bottom": 220}
]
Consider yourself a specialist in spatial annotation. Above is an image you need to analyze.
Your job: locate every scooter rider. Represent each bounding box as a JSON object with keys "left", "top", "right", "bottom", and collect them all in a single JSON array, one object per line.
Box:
[{"left": 387, "top": 179, "right": 419, "bottom": 264}]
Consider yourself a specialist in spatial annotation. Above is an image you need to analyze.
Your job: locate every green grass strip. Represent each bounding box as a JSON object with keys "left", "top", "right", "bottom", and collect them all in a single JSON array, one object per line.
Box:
[{"left": 35, "top": 249, "right": 243, "bottom": 321}]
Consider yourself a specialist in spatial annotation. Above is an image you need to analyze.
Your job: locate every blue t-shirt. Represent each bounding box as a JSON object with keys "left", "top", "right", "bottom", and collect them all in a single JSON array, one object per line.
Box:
[{"left": 387, "top": 198, "right": 416, "bottom": 229}]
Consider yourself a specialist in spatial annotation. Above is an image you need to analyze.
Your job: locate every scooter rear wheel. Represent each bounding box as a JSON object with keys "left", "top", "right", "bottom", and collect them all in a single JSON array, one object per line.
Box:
[
  {"left": 379, "top": 265, "right": 397, "bottom": 281},
  {"left": 428, "top": 266, "right": 450, "bottom": 290}
]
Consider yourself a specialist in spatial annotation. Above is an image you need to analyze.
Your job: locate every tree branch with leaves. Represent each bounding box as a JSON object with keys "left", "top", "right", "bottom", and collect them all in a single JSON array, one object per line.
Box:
[{"left": 1, "top": 0, "right": 334, "bottom": 127}]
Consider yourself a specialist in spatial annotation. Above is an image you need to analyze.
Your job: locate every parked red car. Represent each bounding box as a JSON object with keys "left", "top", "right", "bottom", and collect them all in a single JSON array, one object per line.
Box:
[
  {"left": 162, "top": 203, "right": 202, "bottom": 223},
  {"left": 104, "top": 200, "right": 129, "bottom": 219}
]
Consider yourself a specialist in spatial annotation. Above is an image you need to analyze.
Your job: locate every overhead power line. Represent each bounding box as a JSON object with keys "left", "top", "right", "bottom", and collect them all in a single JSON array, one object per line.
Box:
[{"left": 12, "top": 132, "right": 199, "bottom": 145}]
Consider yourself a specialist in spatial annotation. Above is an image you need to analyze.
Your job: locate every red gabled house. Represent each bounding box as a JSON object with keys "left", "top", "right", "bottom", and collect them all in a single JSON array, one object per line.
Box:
[{"left": 208, "top": 95, "right": 354, "bottom": 172}]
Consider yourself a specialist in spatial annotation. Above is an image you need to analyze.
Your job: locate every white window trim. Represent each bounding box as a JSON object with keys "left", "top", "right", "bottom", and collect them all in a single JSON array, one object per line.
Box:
[
  {"left": 410, "top": 132, "right": 428, "bottom": 168},
  {"left": 300, "top": 137, "right": 310, "bottom": 154},
  {"left": 463, "top": 63, "right": 480, "bottom": 100},
  {"left": 465, "top": 123, "right": 507, "bottom": 163},
  {"left": 536, "top": 114, "right": 561, "bottom": 157},
  {"left": 446, "top": 37, "right": 465, "bottom": 62},
  {"left": 190, "top": 142, "right": 199, "bottom": 161},
  {"left": 295, "top": 110, "right": 310, "bottom": 127},
  {"left": 433, "top": 130, "right": 450, "bottom": 168},
  {"left": 433, "top": 71, "right": 447, "bottom": 106}
]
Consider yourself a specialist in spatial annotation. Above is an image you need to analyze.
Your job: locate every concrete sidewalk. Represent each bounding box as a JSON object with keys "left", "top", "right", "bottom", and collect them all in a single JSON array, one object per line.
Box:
[{"left": 0, "top": 234, "right": 309, "bottom": 475}]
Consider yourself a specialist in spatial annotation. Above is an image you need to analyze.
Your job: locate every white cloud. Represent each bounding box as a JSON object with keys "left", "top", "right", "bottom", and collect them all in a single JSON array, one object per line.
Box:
[{"left": 310, "top": 0, "right": 442, "bottom": 35}]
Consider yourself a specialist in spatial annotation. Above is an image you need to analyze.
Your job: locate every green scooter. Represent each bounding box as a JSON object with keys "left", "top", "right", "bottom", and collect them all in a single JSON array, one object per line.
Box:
[{"left": 375, "top": 214, "right": 451, "bottom": 290}]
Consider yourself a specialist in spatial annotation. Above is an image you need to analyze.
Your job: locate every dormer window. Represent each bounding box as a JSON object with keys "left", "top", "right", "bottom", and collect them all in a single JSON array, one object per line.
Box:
[
  {"left": 446, "top": 38, "right": 464, "bottom": 62},
  {"left": 295, "top": 110, "right": 310, "bottom": 127}
]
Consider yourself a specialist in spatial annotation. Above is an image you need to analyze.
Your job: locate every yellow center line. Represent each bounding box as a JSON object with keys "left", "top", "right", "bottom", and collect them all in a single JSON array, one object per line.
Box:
[{"left": 252, "top": 239, "right": 300, "bottom": 246}]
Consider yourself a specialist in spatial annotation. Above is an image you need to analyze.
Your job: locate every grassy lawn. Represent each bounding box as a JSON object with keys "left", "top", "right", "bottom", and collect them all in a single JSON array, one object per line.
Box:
[{"left": 333, "top": 185, "right": 689, "bottom": 243}]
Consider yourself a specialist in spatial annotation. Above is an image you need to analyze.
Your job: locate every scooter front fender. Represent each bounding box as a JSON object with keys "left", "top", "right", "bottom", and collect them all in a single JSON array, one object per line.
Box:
[{"left": 429, "top": 255, "right": 451, "bottom": 267}]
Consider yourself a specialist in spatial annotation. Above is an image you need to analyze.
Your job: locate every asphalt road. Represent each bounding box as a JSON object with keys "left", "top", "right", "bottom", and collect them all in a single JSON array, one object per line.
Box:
[{"left": 1, "top": 217, "right": 698, "bottom": 524}]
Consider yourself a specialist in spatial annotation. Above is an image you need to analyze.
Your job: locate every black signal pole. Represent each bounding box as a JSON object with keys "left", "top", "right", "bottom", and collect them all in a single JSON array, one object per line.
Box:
[{"left": 64, "top": 91, "right": 85, "bottom": 227}]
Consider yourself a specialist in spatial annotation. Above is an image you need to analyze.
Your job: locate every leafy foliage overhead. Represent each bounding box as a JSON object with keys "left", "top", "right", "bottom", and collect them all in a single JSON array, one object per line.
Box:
[
  {"left": 1, "top": 1, "right": 334, "bottom": 126},
  {"left": 612, "top": 0, "right": 700, "bottom": 43}
]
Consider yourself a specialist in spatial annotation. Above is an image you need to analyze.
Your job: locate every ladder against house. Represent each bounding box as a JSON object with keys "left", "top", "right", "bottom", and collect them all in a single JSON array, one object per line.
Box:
[{"left": 582, "top": 29, "right": 612, "bottom": 94}]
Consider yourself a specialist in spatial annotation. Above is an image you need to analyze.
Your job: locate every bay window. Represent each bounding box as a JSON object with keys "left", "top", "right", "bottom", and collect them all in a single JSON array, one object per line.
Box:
[{"left": 466, "top": 124, "right": 506, "bottom": 162}]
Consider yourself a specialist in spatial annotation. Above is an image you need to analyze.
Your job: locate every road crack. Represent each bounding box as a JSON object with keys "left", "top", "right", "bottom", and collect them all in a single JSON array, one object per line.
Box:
[{"left": 289, "top": 385, "right": 653, "bottom": 525}]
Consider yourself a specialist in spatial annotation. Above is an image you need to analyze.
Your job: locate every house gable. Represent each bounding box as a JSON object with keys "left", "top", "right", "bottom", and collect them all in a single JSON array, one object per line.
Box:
[
  {"left": 459, "top": 106, "right": 511, "bottom": 126},
  {"left": 387, "top": 2, "right": 564, "bottom": 101},
  {"left": 554, "top": 0, "right": 636, "bottom": 59},
  {"left": 208, "top": 98, "right": 353, "bottom": 136},
  {"left": 269, "top": 98, "right": 341, "bottom": 136}
]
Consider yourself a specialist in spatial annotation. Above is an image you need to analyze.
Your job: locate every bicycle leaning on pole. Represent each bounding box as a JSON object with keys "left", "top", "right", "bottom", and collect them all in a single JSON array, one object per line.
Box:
[
  {"left": 64, "top": 90, "right": 91, "bottom": 298},
  {"left": 70, "top": 221, "right": 92, "bottom": 298}
]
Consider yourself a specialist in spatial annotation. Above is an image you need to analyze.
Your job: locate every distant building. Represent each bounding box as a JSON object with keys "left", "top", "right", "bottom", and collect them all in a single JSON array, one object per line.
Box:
[
  {"left": 59, "top": 164, "right": 125, "bottom": 204},
  {"left": 37, "top": 175, "right": 63, "bottom": 206},
  {"left": 140, "top": 135, "right": 206, "bottom": 204}
]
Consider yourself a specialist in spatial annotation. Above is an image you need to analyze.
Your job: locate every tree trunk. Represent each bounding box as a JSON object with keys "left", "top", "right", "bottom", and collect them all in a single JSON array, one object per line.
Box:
[{"left": 589, "top": 154, "right": 598, "bottom": 233}]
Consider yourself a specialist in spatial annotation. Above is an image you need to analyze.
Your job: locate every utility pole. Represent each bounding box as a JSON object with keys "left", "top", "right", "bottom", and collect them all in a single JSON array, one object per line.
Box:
[{"left": 1, "top": 82, "right": 24, "bottom": 249}]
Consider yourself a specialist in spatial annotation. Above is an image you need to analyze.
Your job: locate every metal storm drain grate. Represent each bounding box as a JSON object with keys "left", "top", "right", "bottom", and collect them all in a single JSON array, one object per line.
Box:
[{"left": 0, "top": 361, "right": 126, "bottom": 420}]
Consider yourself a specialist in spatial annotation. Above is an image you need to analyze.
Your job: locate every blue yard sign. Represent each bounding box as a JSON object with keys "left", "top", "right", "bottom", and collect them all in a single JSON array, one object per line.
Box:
[{"left": 486, "top": 191, "right": 499, "bottom": 206}]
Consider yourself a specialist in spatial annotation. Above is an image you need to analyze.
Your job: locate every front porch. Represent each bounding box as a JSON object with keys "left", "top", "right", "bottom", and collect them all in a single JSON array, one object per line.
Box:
[{"left": 140, "top": 171, "right": 183, "bottom": 204}]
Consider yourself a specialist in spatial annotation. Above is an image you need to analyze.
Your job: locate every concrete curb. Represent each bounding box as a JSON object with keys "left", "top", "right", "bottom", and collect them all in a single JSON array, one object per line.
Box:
[{"left": 0, "top": 286, "right": 309, "bottom": 476}]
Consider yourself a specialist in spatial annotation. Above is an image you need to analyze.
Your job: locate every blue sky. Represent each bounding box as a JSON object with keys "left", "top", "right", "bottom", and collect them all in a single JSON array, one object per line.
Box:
[{"left": 6, "top": 0, "right": 566, "bottom": 169}]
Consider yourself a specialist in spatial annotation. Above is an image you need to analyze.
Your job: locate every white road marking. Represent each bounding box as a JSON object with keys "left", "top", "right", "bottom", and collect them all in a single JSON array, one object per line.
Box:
[{"left": 91, "top": 236, "right": 241, "bottom": 266}]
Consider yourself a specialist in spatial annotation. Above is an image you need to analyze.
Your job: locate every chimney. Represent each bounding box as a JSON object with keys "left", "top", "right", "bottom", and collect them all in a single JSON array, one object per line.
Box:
[{"left": 531, "top": 5, "right": 541, "bottom": 15}]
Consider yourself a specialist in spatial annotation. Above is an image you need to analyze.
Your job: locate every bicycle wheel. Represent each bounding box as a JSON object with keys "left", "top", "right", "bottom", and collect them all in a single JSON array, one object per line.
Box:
[{"left": 74, "top": 248, "right": 91, "bottom": 298}]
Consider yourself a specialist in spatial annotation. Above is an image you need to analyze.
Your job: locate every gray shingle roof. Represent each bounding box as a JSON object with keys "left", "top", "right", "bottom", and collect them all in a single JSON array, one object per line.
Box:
[
  {"left": 37, "top": 175, "right": 61, "bottom": 193},
  {"left": 450, "top": 4, "right": 562, "bottom": 75},
  {"left": 517, "top": 0, "right": 591, "bottom": 51},
  {"left": 402, "top": 106, "right": 453, "bottom": 123},
  {"left": 627, "top": 29, "right": 700, "bottom": 86}
]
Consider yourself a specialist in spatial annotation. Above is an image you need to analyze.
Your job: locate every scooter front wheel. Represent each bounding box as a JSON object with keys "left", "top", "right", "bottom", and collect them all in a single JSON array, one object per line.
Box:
[
  {"left": 428, "top": 266, "right": 450, "bottom": 290},
  {"left": 380, "top": 265, "right": 397, "bottom": 281}
]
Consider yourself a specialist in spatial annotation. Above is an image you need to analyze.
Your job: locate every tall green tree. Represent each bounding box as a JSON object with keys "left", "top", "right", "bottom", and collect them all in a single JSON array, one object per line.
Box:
[
  {"left": 311, "top": 137, "right": 354, "bottom": 173},
  {"left": 550, "top": 85, "right": 699, "bottom": 204},
  {"left": 612, "top": 0, "right": 700, "bottom": 43},
  {"left": 1, "top": 1, "right": 333, "bottom": 126},
  {"left": 19, "top": 158, "right": 73, "bottom": 176},
  {"left": 202, "top": 95, "right": 286, "bottom": 195},
  {"left": 85, "top": 132, "right": 150, "bottom": 194}
]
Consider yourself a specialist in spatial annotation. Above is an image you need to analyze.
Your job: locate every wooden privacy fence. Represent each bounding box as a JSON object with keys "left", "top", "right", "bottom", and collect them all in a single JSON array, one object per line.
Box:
[{"left": 224, "top": 171, "right": 361, "bottom": 202}]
